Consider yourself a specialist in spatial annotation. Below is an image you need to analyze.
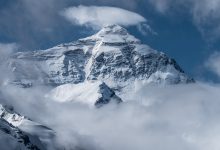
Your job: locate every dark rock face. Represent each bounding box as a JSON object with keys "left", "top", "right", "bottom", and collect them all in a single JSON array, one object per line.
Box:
[
  {"left": 51, "top": 49, "right": 87, "bottom": 84},
  {"left": 0, "top": 104, "right": 43, "bottom": 150},
  {"left": 0, "top": 118, "right": 40, "bottom": 150},
  {"left": 0, "top": 119, "right": 41, "bottom": 150},
  {"left": 95, "top": 83, "right": 122, "bottom": 107},
  {"left": 87, "top": 44, "right": 194, "bottom": 84}
]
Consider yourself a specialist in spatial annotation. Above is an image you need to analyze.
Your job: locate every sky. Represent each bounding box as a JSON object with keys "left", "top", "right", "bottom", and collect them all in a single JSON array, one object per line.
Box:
[{"left": 0, "top": 0, "right": 220, "bottom": 82}]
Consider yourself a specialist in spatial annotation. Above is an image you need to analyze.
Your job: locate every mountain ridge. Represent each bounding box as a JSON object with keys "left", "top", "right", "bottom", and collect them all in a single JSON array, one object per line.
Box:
[{"left": 7, "top": 24, "right": 194, "bottom": 89}]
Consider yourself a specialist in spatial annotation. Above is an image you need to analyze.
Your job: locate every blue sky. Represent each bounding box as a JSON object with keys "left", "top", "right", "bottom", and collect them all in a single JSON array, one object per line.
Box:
[{"left": 0, "top": 0, "right": 220, "bottom": 82}]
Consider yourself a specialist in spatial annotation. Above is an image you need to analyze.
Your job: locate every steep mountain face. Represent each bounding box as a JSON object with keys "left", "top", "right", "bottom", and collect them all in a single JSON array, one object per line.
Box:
[
  {"left": 0, "top": 104, "right": 50, "bottom": 150},
  {"left": 0, "top": 119, "right": 40, "bottom": 150},
  {"left": 0, "top": 104, "right": 24, "bottom": 127},
  {"left": 7, "top": 25, "right": 194, "bottom": 89}
]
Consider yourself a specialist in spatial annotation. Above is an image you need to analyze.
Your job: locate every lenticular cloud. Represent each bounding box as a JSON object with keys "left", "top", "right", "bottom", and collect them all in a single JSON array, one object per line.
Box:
[{"left": 61, "top": 5, "right": 147, "bottom": 28}]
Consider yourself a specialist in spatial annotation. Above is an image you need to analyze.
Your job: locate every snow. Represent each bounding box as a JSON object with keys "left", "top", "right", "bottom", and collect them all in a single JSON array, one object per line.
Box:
[
  {"left": 133, "top": 44, "right": 156, "bottom": 55},
  {"left": 48, "top": 81, "right": 103, "bottom": 106},
  {"left": 85, "top": 24, "right": 140, "bottom": 44},
  {"left": 0, "top": 104, "right": 49, "bottom": 149},
  {"left": 0, "top": 104, "right": 24, "bottom": 127},
  {"left": 97, "top": 44, "right": 122, "bottom": 56},
  {"left": 146, "top": 71, "right": 175, "bottom": 84},
  {"left": 47, "top": 81, "right": 122, "bottom": 107}
]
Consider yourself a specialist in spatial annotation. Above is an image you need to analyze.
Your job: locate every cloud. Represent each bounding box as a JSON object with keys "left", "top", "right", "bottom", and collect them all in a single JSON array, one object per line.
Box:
[
  {"left": 1, "top": 79, "right": 220, "bottom": 149},
  {"left": 1, "top": 0, "right": 219, "bottom": 50},
  {"left": 205, "top": 51, "right": 220, "bottom": 77},
  {"left": 0, "top": 43, "right": 18, "bottom": 60},
  {"left": 61, "top": 5, "right": 147, "bottom": 29},
  {"left": 0, "top": 0, "right": 63, "bottom": 49},
  {"left": 137, "top": 23, "right": 158, "bottom": 36},
  {"left": 148, "top": 0, "right": 173, "bottom": 13},
  {"left": 0, "top": 1, "right": 153, "bottom": 49},
  {"left": 192, "top": 0, "right": 220, "bottom": 42},
  {"left": 0, "top": 43, "right": 19, "bottom": 86},
  {"left": 149, "top": 0, "right": 220, "bottom": 42}
]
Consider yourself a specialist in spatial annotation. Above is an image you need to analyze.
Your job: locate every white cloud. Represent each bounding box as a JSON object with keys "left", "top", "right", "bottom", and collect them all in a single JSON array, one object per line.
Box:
[
  {"left": 205, "top": 51, "right": 220, "bottom": 77},
  {"left": 137, "top": 23, "right": 158, "bottom": 36},
  {"left": 61, "top": 5, "right": 147, "bottom": 29},
  {"left": 191, "top": 0, "right": 220, "bottom": 41},
  {"left": 0, "top": 43, "right": 18, "bottom": 62},
  {"left": 149, "top": 0, "right": 220, "bottom": 41},
  {"left": 2, "top": 82, "right": 220, "bottom": 149},
  {"left": 148, "top": 0, "right": 173, "bottom": 13},
  {"left": 0, "top": 43, "right": 18, "bottom": 86}
]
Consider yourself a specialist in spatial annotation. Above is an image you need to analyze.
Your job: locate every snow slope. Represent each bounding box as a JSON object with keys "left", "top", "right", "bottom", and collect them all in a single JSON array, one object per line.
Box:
[
  {"left": 0, "top": 104, "right": 54, "bottom": 150},
  {"left": 48, "top": 81, "right": 122, "bottom": 107}
]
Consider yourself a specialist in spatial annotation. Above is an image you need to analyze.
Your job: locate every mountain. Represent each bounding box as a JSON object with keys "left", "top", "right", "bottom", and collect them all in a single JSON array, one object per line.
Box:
[
  {"left": 0, "top": 24, "right": 195, "bottom": 149},
  {"left": 0, "top": 118, "right": 40, "bottom": 150},
  {"left": 0, "top": 104, "right": 54, "bottom": 150},
  {"left": 7, "top": 24, "right": 194, "bottom": 89},
  {"left": 3, "top": 24, "right": 194, "bottom": 106}
]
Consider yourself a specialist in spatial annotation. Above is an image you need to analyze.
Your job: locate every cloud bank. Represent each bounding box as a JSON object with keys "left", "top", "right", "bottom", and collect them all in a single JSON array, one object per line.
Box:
[
  {"left": 1, "top": 72, "right": 220, "bottom": 150},
  {"left": 61, "top": 5, "right": 147, "bottom": 29}
]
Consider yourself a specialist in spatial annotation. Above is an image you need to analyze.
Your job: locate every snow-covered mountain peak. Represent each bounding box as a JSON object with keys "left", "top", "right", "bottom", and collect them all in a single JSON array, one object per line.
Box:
[
  {"left": 81, "top": 24, "right": 140, "bottom": 44},
  {"left": 7, "top": 25, "right": 194, "bottom": 89},
  {"left": 99, "top": 24, "right": 128, "bottom": 34}
]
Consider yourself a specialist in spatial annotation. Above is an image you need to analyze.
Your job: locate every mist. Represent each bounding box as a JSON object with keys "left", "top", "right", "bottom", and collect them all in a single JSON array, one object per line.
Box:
[{"left": 1, "top": 80, "right": 220, "bottom": 150}]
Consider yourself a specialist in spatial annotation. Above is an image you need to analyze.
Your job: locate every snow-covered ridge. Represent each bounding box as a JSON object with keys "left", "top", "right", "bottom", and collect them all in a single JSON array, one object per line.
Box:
[
  {"left": 81, "top": 24, "right": 141, "bottom": 44},
  {"left": 0, "top": 104, "right": 51, "bottom": 149},
  {"left": 47, "top": 81, "right": 122, "bottom": 107},
  {"left": 0, "top": 119, "right": 42, "bottom": 150},
  {"left": 0, "top": 104, "right": 24, "bottom": 127},
  {"left": 7, "top": 24, "right": 194, "bottom": 88}
]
